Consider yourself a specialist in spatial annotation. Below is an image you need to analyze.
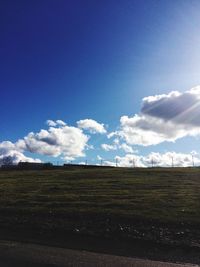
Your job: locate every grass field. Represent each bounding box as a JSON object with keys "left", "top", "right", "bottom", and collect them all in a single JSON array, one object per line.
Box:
[
  {"left": 0, "top": 167, "right": 200, "bottom": 263},
  {"left": 0, "top": 167, "right": 200, "bottom": 222}
]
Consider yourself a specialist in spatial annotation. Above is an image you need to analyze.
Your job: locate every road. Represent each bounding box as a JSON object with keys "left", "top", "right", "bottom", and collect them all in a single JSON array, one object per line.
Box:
[{"left": 0, "top": 240, "right": 198, "bottom": 267}]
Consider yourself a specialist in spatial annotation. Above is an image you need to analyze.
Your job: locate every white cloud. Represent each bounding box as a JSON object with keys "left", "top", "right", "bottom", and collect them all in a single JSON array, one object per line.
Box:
[
  {"left": 17, "top": 124, "right": 89, "bottom": 161},
  {"left": 102, "top": 151, "right": 200, "bottom": 168},
  {"left": 115, "top": 154, "right": 145, "bottom": 167},
  {"left": 97, "top": 155, "right": 102, "bottom": 160},
  {"left": 3, "top": 85, "right": 200, "bottom": 166},
  {"left": 141, "top": 87, "right": 200, "bottom": 125},
  {"left": 46, "top": 120, "right": 57, "bottom": 127},
  {"left": 101, "top": 141, "right": 135, "bottom": 153},
  {"left": 0, "top": 141, "right": 41, "bottom": 165},
  {"left": 102, "top": 160, "right": 116, "bottom": 167},
  {"left": 111, "top": 86, "right": 200, "bottom": 146},
  {"left": 78, "top": 161, "right": 87, "bottom": 165},
  {"left": 101, "top": 143, "right": 117, "bottom": 151},
  {"left": 77, "top": 119, "right": 106, "bottom": 134},
  {"left": 143, "top": 151, "right": 200, "bottom": 167},
  {"left": 46, "top": 119, "right": 66, "bottom": 127},
  {"left": 119, "top": 143, "right": 134, "bottom": 153},
  {"left": 56, "top": 120, "right": 66, "bottom": 126},
  {"left": 0, "top": 120, "right": 90, "bottom": 164}
]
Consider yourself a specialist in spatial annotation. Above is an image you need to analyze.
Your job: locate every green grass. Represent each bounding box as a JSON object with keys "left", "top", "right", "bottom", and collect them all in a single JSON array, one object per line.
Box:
[{"left": 0, "top": 167, "right": 200, "bottom": 224}]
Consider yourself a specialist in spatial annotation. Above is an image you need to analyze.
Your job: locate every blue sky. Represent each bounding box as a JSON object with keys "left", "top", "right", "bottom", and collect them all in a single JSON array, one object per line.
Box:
[{"left": 1, "top": 0, "right": 200, "bottom": 167}]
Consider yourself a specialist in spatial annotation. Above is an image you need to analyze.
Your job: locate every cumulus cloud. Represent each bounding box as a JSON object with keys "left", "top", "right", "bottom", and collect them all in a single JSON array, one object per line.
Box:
[
  {"left": 77, "top": 119, "right": 106, "bottom": 134},
  {"left": 0, "top": 141, "right": 41, "bottom": 165},
  {"left": 17, "top": 124, "right": 89, "bottom": 161},
  {"left": 0, "top": 121, "right": 90, "bottom": 164},
  {"left": 141, "top": 87, "right": 200, "bottom": 125},
  {"left": 111, "top": 86, "right": 200, "bottom": 146}
]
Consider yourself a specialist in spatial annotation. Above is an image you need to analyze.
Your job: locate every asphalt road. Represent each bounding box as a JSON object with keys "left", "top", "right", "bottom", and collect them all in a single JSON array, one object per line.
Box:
[{"left": 0, "top": 240, "right": 198, "bottom": 267}]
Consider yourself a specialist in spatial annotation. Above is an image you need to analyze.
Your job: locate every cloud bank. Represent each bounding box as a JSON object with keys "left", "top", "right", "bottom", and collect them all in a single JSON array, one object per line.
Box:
[{"left": 101, "top": 151, "right": 199, "bottom": 168}]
